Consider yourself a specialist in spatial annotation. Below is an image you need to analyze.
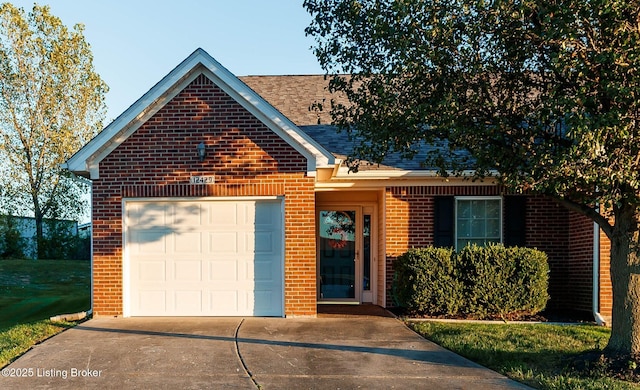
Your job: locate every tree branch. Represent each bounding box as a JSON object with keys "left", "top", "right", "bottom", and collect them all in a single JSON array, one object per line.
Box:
[{"left": 554, "top": 196, "right": 613, "bottom": 238}]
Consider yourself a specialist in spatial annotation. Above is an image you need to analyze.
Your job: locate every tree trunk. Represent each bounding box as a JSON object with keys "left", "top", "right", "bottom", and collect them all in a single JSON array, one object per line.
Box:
[
  {"left": 35, "top": 210, "right": 44, "bottom": 260},
  {"left": 605, "top": 207, "right": 640, "bottom": 357}
]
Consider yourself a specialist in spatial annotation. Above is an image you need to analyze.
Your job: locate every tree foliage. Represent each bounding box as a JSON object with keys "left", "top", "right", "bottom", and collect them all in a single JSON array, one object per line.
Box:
[
  {"left": 305, "top": 0, "right": 640, "bottom": 357},
  {"left": 0, "top": 3, "right": 107, "bottom": 257}
]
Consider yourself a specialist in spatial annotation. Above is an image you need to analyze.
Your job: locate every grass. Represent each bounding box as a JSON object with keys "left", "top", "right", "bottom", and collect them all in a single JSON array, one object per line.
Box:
[
  {"left": 0, "top": 320, "right": 77, "bottom": 368},
  {"left": 0, "top": 259, "right": 90, "bottom": 330},
  {"left": 409, "top": 321, "right": 640, "bottom": 389}
]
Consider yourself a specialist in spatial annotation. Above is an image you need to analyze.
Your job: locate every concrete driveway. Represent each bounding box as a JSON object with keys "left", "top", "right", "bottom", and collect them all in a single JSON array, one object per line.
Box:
[{"left": 1, "top": 316, "right": 530, "bottom": 389}]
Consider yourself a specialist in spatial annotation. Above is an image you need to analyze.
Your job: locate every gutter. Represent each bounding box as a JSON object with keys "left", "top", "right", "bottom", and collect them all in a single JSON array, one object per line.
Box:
[{"left": 593, "top": 215, "right": 607, "bottom": 326}]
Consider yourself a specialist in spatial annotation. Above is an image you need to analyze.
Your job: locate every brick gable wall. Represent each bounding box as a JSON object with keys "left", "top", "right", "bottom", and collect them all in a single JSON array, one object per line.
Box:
[{"left": 92, "top": 74, "right": 316, "bottom": 317}]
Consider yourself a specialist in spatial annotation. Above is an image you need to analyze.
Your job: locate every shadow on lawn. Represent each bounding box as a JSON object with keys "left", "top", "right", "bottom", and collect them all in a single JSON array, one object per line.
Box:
[{"left": 0, "top": 259, "right": 90, "bottom": 330}]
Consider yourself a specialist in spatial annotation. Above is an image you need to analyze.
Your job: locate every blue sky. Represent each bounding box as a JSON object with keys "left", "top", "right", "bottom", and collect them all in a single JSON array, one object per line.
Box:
[{"left": 9, "top": 1, "right": 324, "bottom": 121}]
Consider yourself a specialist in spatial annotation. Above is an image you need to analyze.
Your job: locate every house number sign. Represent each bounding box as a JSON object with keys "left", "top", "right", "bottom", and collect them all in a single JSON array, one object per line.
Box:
[{"left": 190, "top": 175, "right": 215, "bottom": 184}]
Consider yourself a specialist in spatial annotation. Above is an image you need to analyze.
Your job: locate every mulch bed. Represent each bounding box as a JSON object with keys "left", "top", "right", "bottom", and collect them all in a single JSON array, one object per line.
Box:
[{"left": 387, "top": 307, "right": 596, "bottom": 323}]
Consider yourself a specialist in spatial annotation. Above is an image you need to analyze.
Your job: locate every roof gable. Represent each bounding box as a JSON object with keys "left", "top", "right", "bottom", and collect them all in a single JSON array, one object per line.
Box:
[{"left": 65, "top": 48, "right": 335, "bottom": 179}]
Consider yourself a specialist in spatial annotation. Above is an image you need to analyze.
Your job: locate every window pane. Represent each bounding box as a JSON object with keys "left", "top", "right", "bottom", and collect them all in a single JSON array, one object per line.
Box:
[
  {"left": 456, "top": 198, "right": 501, "bottom": 250},
  {"left": 471, "top": 200, "right": 485, "bottom": 219},
  {"left": 458, "top": 219, "right": 470, "bottom": 237},
  {"left": 486, "top": 200, "right": 500, "bottom": 217},
  {"left": 471, "top": 219, "right": 485, "bottom": 237},
  {"left": 458, "top": 201, "right": 471, "bottom": 218},
  {"left": 486, "top": 218, "right": 500, "bottom": 238}
]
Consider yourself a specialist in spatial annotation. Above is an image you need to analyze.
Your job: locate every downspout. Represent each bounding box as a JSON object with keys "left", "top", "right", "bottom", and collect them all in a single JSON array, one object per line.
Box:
[
  {"left": 87, "top": 176, "right": 94, "bottom": 319},
  {"left": 592, "top": 206, "right": 606, "bottom": 326}
]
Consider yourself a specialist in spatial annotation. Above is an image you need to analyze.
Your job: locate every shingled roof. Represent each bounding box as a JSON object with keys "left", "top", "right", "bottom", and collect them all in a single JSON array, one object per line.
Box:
[
  {"left": 240, "top": 75, "right": 473, "bottom": 172},
  {"left": 240, "top": 75, "right": 344, "bottom": 126}
]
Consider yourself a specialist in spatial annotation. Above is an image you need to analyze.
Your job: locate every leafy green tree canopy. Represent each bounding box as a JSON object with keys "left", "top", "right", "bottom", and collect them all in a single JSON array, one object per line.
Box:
[
  {"left": 0, "top": 3, "right": 107, "bottom": 257},
  {"left": 305, "top": 0, "right": 640, "bottom": 357}
]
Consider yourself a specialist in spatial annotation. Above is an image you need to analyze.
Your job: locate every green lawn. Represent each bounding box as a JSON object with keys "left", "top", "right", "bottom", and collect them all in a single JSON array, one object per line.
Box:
[
  {"left": 0, "top": 320, "right": 76, "bottom": 367},
  {"left": 0, "top": 259, "right": 90, "bottom": 330},
  {"left": 409, "top": 321, "right": 640, "bottom": 389}
]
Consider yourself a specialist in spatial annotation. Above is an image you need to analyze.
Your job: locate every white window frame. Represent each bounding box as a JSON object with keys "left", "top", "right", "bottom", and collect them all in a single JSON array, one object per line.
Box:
[{"left": 454, "top": 196, "right": 503, "bottom": 250}]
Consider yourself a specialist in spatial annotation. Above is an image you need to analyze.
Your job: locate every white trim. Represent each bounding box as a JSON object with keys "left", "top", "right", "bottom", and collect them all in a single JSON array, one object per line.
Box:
[
  {"left": 315, "top": 178, "right": 497, "bottom": 190},
  {"left": 380, "top": 190, "right": 387, "bottom": 308},
  {"left": 592, "top": 205, "right": 607, "bottom": 326},
  {"left": 362, "top": 205, "right": 377, "bottom": 304},
  {"left": 454, "top": 196, "right": 503, "bottom": 250},
  {"left": 123, "top": 195, "right": 282, "bottom": 203},
  {"left": 65, "top": 48, "right": 335, "bottom": 179},
  {"left": 122, "top": 197, "right": 131, "bottom": 317},
  {"left": 333, "top": 168, "right": 499, "bottom": 179},
  {"left": 315, "top": 202, "right": 380, "bottom": 305}
]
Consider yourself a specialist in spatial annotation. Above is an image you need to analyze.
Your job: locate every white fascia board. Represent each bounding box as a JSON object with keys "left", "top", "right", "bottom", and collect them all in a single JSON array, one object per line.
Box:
[
  {"left": 66, "top": 51, "right": 208, "bottom": 178},
  {"left": 315, "top": 171, "right": 498, "bottom": 189},
  {"left": 65, "top": 48, "right": 335, "bottom": 178}
]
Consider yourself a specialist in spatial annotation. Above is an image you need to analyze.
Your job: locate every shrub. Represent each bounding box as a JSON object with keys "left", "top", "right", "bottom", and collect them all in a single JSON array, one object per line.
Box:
[
  {"left": 0, "top": 215, "right": 25, "bottom": 259},
  {"left": 38, "top": 220, "right": 90, "bottom": 260},
  {"left": 458, "top": 244, "right": 549, "bottom": 319},
  {"left": 393, "top": 244, "right": 549, "bottom": 319},
  {"left": 392, "top": 247, "right": 464, "bottom": 315}
]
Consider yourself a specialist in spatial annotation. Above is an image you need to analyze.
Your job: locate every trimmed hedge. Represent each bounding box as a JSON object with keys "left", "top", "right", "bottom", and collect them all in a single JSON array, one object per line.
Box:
[
  {"left": 393, "top": 244, "right": 549, "bottom": 319},
  {"left": 392, "top": 247, "right": 463, "bottom": 316}
]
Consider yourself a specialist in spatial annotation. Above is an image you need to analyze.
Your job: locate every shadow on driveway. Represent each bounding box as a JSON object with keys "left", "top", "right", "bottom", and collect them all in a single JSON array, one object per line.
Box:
[{"left": 0, "top": 316, "right": 531, "bottom": 389}]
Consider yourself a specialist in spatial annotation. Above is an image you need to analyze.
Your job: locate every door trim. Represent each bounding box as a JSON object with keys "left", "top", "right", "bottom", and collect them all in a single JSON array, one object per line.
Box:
[{"left": 316, "top": 202, "right": 378, "bottom": 304}]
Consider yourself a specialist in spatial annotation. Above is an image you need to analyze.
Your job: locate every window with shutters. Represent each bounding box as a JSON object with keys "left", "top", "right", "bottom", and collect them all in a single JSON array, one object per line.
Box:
[{"left": 455, "top": 197, "right": 502, "bottom": 249}]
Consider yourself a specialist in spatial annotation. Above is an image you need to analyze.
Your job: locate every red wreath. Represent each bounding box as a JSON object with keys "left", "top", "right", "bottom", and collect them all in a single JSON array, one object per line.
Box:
[
  {"left": 328, "top": 238, "right": 348, "bottom": 249},
  {"left": 328, "top": 226, "right": 348, "bottom": 249}
]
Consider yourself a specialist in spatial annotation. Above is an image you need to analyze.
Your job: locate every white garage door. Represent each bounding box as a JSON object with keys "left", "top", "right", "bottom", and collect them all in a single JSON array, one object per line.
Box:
[{"left": 124, "top": 198, "right": 284, "bottom": 316}]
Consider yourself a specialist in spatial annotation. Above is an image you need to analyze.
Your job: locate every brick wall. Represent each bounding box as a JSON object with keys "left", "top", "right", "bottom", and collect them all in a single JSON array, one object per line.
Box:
[
  {"left": 599, "top": 228, "right": 612, "bottom": 320},
  {"left": 568, "top": 211, "right": 595, "bottom": 313},
  {"left": 92, "top": 74, "right": 316, "bottom": 317},
  {"left": 384, "top": 187, "right": 597, "bottom": 314},
  {"left": 384, "top": 185, "right": 501, "bottom": 305},
  {"left": 524, "top": 197, "right": 570, "bottom": 310}
]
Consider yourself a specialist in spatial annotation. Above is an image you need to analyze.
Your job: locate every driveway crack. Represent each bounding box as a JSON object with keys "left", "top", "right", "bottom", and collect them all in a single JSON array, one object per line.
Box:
[{"left": 234, "top": 318, "right": 260, "bottom": 389}]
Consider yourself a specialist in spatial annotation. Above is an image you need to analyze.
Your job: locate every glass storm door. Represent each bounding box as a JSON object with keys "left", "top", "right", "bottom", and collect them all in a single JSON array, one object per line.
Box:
[{"left": 319, "top": 210, "right": 357, "bottom": 300}]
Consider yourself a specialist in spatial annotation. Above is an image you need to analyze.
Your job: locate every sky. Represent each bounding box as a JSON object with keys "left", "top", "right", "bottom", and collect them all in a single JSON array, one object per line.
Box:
[{"left": 8, "top": 0, "right": 325, "bottom": 121}]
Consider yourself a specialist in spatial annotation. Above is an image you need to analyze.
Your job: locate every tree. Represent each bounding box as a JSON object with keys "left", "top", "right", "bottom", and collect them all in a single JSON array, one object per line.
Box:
[
  {"left": 304, "top": 0, "right": 640, "bottom": 358},
  {"left": 0, "top": 3, "right": 107, "bottom": 258}
]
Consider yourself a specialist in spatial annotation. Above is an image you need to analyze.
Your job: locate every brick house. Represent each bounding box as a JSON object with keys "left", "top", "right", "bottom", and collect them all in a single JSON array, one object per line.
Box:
[{"left": 65, "top": 49, "right": 612, "bottom": 322}]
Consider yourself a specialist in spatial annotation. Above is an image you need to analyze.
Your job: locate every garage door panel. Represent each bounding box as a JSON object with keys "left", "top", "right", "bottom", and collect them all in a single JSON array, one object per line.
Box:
[
  {"left": 172, "top": 203, "right": 202, "bottom": 226},
  {"left": 252, "top": 231, "right": 275, "bottom": 253},
  {"left": 137, "top": 261, "right": 166, "bottom": 282},
  {"left": 210, "top": 232, "right": 239, "bottom": 253},
  {"left": 208, "top": 202, "right": 239, "bottom": 226},
  {"left": 129, "top": 203, "right": 170, "bottom": 227},
  {"left": 130, "top": 230, "right": 168, "bottom": 254},
  {"left": 208, "top": 290, "right": 239, "bottom": 312},
  {"left": 126, "top": 199, "right": 283, "bottom": 317},
  {"left": 138, "top": 290, "right": 167, "bottom": 312},
  {"left": 174, "top": 260, "right": 202, "bottom": 281},
  {"left": 174, "top": 290, "right": 202, "bottom": 312},
  {"left": 254, "top": 259, "right": 275, "bottom": 281},
  {"left": 174, "top": 231, "right": 202, "bottom": 253},
  {"left": 208, "top": 260, "right": 238, "bottom": 281}
]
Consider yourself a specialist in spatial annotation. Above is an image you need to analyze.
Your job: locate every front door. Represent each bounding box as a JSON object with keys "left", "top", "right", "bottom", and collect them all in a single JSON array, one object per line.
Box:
[{"left": 317, "top": 206, "right": 376, "bottom": 303}]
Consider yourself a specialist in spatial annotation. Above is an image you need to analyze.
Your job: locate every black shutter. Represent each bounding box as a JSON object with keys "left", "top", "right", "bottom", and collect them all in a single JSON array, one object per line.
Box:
[
  {"left": 434, "top": 196, "right": 455, "bottom": 247},
  {"left": 504, "top": 196, "right": 526, "bottom": 247}
]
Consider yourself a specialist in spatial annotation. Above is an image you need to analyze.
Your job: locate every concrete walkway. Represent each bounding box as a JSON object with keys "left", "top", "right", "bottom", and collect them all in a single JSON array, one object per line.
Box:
[{"left": 1, "top": 316, "right": 531, "bottom": 389}]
